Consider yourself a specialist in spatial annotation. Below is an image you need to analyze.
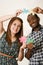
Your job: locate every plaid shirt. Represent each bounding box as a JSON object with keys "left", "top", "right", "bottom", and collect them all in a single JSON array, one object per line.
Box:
[{"left": 26, "top": 25, "right": 43, "bottom": 65}]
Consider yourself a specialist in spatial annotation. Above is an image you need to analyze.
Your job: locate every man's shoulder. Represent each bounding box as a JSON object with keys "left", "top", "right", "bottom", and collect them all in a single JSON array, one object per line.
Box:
[
  {"left": 26, "top": 32, "right": 32, "bottom": 38},
  {"left": 41, "top": 25, "right": 43, "bottom": 28},
  {"left": 40, "top": 25, "right": 43, "bottom": 31}
]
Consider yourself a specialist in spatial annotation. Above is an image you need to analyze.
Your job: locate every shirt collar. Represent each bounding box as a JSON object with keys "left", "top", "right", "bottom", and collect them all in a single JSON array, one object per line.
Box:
[{"left": 32, "top": 24, "right": 42, "bottom": 33}]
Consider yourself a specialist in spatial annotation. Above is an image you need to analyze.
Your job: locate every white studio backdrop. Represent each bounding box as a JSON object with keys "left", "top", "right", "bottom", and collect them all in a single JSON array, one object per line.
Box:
[{"left": 0, "top": 0, "right": 43, "bottom": 65}]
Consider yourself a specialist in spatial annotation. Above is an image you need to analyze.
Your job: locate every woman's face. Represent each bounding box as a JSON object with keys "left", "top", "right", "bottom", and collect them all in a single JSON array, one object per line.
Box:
[{"left": 10, "top": 19, "right": 21, "bottom": 35}]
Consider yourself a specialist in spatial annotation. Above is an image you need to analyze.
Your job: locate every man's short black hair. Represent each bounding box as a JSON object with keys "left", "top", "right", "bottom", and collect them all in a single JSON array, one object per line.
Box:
[{"left": 27, "top": 13, "right": 40, "bottom": 22}]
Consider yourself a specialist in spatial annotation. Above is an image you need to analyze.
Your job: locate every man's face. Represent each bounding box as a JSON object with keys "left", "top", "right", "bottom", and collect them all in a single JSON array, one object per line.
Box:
[{"left": 29, "top": 18, "right": 39, "bottom": 29}]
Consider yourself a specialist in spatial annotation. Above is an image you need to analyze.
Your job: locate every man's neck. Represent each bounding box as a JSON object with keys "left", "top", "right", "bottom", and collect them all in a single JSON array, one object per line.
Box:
[
  {"left": 34, "top": 27, "right": 40, "bottom": 32},
  {"left": 33, "top": 24, "right": 41, "bottom": 32}
]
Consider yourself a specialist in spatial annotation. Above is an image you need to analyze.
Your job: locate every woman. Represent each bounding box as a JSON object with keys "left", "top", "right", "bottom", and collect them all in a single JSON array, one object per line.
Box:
[
  {"left": 0, "top": 10, "right": 26, "bottom": 65},
  {"left": 0, "top": 9, "right": 22, "bottom": 38}
]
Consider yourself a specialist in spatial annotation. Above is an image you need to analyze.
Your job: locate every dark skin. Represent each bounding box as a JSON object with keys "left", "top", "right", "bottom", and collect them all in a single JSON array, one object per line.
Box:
[
  {"left": 25, "top": 16, "right": 40, "bottom": 59},
  {"left": 27, "top": 17, "right": 40, "bottom": 49},
  {"left": 25, "top": 7, "right": 43, "bottom": 59},
  {"left": 32, "top": 7, "right": 43, "bottom": 14},
  {"left": 29, "top": 18, "right": 40, "bottom": 31}
]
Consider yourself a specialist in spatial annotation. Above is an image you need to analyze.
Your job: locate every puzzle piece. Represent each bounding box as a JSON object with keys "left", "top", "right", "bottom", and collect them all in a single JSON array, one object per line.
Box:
[
  {"left": 19, "top": 36, "right": 26, "bottom": 43},
  {"left": 23, "top": 8, "right": 29, "bottom": 13},
  {"left": 26, "top": 38, "right": 34, "bottom": 44}
]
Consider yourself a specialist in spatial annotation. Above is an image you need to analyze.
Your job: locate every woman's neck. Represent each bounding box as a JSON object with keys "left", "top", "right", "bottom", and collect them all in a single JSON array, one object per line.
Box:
[{"left": 11, "top": 34, "right": 17, "bottom": 42}]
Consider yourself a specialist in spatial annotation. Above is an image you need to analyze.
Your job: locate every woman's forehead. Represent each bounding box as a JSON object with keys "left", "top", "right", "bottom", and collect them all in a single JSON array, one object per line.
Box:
[{"left": 12, "top": 20, "right": 21, "bottom": 26}]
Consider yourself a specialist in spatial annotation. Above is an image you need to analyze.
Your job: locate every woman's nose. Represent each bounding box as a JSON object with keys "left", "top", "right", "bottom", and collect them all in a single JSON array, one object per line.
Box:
[{"left": 15, "top": 26, "right": 18, "bottom": 30}]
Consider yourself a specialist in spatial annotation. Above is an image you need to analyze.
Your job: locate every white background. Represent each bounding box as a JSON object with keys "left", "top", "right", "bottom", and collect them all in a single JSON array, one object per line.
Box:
[{"left": 0, "top": 0, "right": 43, "bottom": 65}]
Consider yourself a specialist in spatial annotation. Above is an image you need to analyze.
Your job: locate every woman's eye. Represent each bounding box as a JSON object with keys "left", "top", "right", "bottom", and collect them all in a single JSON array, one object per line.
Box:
[
  {"left": 18, "top": 25, "right": 21, "bottom": 28},
  {"left": 14, "top": 23, "right": 16, "bottom": 26}
]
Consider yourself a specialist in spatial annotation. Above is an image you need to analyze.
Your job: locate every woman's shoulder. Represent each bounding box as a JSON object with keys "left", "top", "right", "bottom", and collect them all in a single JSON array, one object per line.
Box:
[
  {"left": 3, "top": 32, "right": 6, "bottom": 37},
  {"left": 1, "top": 32, "right": 6, "bottom": 40}
]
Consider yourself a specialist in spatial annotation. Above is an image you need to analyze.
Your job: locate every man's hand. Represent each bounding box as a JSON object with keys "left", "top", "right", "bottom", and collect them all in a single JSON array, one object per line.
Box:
[
  {"left": 26, "top": 43, "right": 35, "bottom": 49},
  {"left": 32, "top": 7, "right": 43, "bottom": 14}
]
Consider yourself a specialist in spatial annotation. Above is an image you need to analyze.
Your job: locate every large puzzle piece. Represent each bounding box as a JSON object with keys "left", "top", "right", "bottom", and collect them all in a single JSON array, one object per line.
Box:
[
  {"left": 26, "top": 38, "right": 34, "bottom": 44},
  {"left": 23, "top": 8, "right": 29, "bottom": 13}
]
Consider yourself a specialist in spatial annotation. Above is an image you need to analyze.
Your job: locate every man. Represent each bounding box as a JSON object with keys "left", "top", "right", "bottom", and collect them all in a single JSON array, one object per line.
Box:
[{"left": 25, "top": 7, "right": 43, "bottom": 65}]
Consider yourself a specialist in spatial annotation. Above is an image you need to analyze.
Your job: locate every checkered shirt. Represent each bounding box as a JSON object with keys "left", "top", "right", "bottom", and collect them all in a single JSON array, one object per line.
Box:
[{"left": 26, "top": 25, "right": 43, "bottom": 65}]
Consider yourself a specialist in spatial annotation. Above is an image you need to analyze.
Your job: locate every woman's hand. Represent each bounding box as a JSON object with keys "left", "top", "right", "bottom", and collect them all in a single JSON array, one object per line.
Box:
[
  {"left": 16, "top": 9, "right": 22, "bottom": 16},
  {"left": 18, "top": 43, "right": 26, "bottom": 61},
  {"left": 32, "top": 7, "right": 43, "bottom": 14},
  {"left": 20, "top": 43, "right": 26, "bottom": 51}
]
